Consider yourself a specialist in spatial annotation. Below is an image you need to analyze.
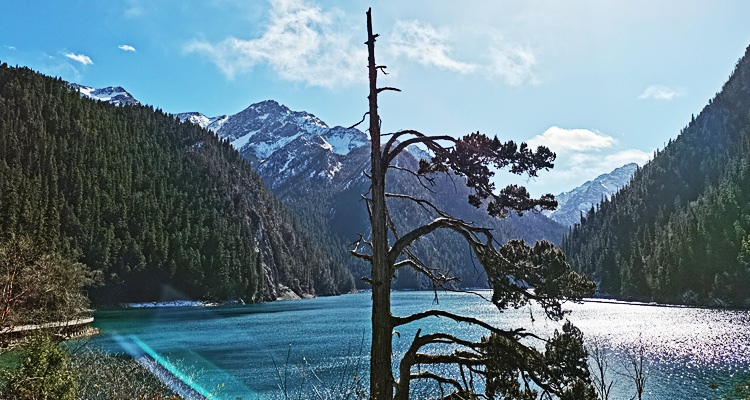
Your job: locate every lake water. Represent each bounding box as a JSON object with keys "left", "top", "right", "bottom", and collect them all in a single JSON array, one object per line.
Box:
[{"left": 83, "top": 291, "right": 750, "bottom": 399}]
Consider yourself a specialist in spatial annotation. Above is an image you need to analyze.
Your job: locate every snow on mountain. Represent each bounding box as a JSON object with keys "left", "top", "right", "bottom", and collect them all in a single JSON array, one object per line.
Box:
[
  {"left": 321, "top": 126, "right": 369, "bottom": 155},
  {"left": 256, "top": 134, "right": 348, "bottom": 190},
  {"left": 206, "top": 115, "right": 229, "bottom": 132},
  {"left": 70, "top": 83, "right": 140, "bottom": 106},
  {"left": 208, "top": 100, "right": 331, "bottom": 161},
  {"left": 179, "top": 100, "right": 369, "bottom": 164},
  {"left": 176, "top": 112, "right": 210, "bottom": 127},
  {"left": 547, "top": 163, "right": 638, "bottom": 226},
  {"left": 176, "top": 112, "right": 229, "bottom": 132},
  {"left": 407, "top": 145, "right": 432, "bottom": 161}
]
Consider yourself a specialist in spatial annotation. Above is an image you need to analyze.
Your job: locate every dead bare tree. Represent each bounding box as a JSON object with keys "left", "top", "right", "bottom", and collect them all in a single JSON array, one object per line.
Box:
[
  {"left": 353, "top": 8, "right": 598, "bottom": 400},
  {"left": 587, "top": 339, "right": 615, "bottom": 400},
  {"left": 621, "top": 340, "right": 648, "bottom": 400}
]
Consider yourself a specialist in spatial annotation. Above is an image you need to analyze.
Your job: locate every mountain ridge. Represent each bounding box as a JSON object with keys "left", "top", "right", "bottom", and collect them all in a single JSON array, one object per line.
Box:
[
  {"left": 547, "top": 163, "right": 638, "bottom": 226},
  {"left": 69, "top": 83, "right": 140, "bottom": 107}
]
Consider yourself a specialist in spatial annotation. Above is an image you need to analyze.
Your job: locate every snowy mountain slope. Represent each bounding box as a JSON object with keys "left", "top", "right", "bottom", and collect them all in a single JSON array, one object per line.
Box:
[
  {"left": 547, "top": 163, "right": 638, "bottom": 226},
  {"left": 215, "top": 100, "right": 330, "bottom": 161},
  {"left": 69, "top": 83, "right": 140, "bottom": 106},
  {"left": 175, "top": 112, "right": 229, "bottom": 132},
  {"left": 322, "top": 126, "right": 370, "bottom": 155},
  {"left": 179, "top": 100, "right": 369, "bottom": 164}
]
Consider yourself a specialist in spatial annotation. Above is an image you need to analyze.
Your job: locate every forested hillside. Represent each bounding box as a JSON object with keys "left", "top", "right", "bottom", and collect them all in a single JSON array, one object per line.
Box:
[
  {"left": 562, "top": 45, "right": 750, "bottom": 306},
  {"left": 0, "top": 63, "right": 354, "bottom": 304}
]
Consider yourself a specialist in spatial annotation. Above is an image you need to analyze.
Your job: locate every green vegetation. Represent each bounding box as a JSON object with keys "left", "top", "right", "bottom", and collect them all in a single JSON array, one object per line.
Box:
[
  {"left": 0, "top": 335, "right": 178, "bottom": 400},
  {"left": 563, "top": 45, "right": 750, "bottom": 306},
  {"left": 0, "top": 335, "right": 77, "bottom": 400},
  {"left": 69, "top": 349, "right": 180, "bottom": 400},
  {"left": 0, "top": 62, "right": 354, "bottom": 304}
]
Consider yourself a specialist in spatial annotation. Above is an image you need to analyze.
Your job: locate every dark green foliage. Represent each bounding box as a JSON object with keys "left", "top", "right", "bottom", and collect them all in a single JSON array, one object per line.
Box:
[
  {"left": 488, "top": 240, "right": 596, "bottom": 320},
  {"left": 0, "top": 335, "right": 77, "bottom": 400},
  {"left": 412, "top": 131, "right": 558, "bottom": 218},
  {"left": 0, "top": 62, "right": 353, "bottom": 304},
  {"left": 483, "top": 322, "right": 596, "bottom": 400},
  {"left": 562, "top": 45, "right": 750, "bottom": 306}
]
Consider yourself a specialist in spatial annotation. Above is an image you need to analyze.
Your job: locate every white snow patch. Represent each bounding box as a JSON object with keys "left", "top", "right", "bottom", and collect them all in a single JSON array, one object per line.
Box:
[
  {"left": 278, "top": 152, "right": 295, "bottom": 174},
  {"left": 319, "top": 138, "right": 334, "bottom": 152},
  {"left": 253, "top": 132, "right": 304, "bottom": 159},
  {"left": 207, "top": 115, "right": 229, "bottom": 132},
  {"left": 319, "top": 161, "right": 342, "bottom": 180},
  {"left": 231, "top": 130, "right": 260, "bottom": 149},
  {"left": 77, "top": 86, "right": 94, "bottom": 97},
  {"left": 127, "top": 300, "right": 207, "bottom": 308},
  {"left": 322, "top": 127, "right": 369, "bottom": 155},
  {"left": 178, "top": 113, "right": 210, "bottom": 128},
  {"left": 76, "top": 86, "right": 133, "bottom": 104},
  {"left": 295, "top": 114, "right": 328, "bottom": 135}
]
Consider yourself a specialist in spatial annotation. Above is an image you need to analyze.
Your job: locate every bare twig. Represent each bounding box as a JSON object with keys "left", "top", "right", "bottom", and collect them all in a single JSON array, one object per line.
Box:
[{"left": 348, "top": 112, "right": 370, "bottom": 129}]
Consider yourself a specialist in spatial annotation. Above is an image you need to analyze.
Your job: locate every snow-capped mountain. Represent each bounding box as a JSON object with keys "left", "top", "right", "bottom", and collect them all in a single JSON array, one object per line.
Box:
[
  {"left": 69, "top": 83, "right": 140, "bottom": 106},
  {"left": 175, "top": 112, "right": 229, "bottom": 132},
  {"left": 407, "top": 145, "right": 432, "bottom": 161},
  {"left": 180, "top": 100, "right": 369, "bottom": 172},
  {"left": 180, "top": 100, "right": 567, "bottom": 289},
  {"left": 546, "top": 163, "right": 638, "bottom": 226},
  {"left": 218, "top": 100, "right": 369, "bottom": 163}
]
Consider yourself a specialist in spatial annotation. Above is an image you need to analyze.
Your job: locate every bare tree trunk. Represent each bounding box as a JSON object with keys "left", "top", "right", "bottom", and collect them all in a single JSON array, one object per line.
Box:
[{"left": 367, "top": 8, "right": 394, "bottom": 400}]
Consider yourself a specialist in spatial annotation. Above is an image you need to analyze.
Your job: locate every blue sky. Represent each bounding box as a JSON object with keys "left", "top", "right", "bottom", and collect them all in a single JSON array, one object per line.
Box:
[{"left": 2, "top": 1, "right": 750, "bottom": 196}]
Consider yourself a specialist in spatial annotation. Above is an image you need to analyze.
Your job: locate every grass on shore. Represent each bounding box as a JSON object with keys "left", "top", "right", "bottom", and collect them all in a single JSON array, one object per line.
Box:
[{"left": 0, "top": 335, "right": 180, "bottom": 400}]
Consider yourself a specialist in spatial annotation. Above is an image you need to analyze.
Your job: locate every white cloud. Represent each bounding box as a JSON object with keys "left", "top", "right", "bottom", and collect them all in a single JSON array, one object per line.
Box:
[
  {"left": 517, "top": 126, "right": 651, "bottom": 195},
  {"left": 388, "top": 20, "right": 476, "bottom": 74},
  {"left": 526, "top": 126, "right": 614, "bottom": 153},
  {"left": 118, "top": 45, "right": 136, "bottom": 52},
  {"left": 487, "top": 44, "right": 538, "bottom": 86},
  {"left": 185, "top": 0, "right": 365, "bottom": 88},
  {"left": 598, "top": 149, "right": 651, "bottom": 167},
  {"left": 124, "top": 0, "right": 149, "bottom": 18},
  {"left": 64, "top": 52, "right": 93, "bottom": 65},
  {"left": 566, "top": 149, "right": 649, "bottom": 174},
  {"left": 4, "top": 45, "right": 16, "bottom": 51},
  {"left": 387, "top": 21, "right": 539, "bottom": 86},
  {"left": 638, "top": 84, "right": 682, "bottom": 100}
]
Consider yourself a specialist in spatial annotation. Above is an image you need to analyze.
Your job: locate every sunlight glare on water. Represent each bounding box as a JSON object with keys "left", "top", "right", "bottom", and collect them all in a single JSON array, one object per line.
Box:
[{"left": 86, "top": 291, "right": 750, "bottom": 400}]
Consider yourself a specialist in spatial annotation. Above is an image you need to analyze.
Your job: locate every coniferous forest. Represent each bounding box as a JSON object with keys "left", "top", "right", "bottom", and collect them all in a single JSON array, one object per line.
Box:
[
  {"left": 0, "top": 63, "right": 354, "bottom": 305},
  {"left": 563, "top": 45, "right": 750, "bottom": 306}
]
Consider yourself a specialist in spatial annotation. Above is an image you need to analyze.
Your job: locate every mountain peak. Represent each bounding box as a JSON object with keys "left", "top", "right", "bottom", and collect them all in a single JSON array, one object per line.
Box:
[
  {"left": 70, "top": 83, "right": 139, "bottom": 107},
  {"left": 176, "top": 112, "right": 228, "bottom": 132},
  {"left": 546, "top": 163, "right": 638, "bottom": 226}
]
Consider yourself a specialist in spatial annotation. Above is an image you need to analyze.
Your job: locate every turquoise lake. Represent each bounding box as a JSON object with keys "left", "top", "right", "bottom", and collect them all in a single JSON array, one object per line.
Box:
[{"left": 84, "top": 291, "right": 750, "bottom": 399}]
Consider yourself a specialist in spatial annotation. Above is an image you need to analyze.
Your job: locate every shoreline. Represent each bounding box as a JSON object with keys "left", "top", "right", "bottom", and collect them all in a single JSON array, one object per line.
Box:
[
  {"left": 113, "top": 284, "right": 361, "bottom": 310},
  {"left": 108, "top": 289, "right": 749, "bottom": 312}
]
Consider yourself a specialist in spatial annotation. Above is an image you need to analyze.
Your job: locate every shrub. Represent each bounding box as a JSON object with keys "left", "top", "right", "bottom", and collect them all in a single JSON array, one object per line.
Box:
[{"left": 0, "top": 334, "right": 77, "bottom": 400}]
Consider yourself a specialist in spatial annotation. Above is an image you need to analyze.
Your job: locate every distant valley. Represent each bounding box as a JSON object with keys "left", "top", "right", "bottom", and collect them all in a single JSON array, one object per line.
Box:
[{"left": 74, "top": 79, "right": 639, "bottom": 290}]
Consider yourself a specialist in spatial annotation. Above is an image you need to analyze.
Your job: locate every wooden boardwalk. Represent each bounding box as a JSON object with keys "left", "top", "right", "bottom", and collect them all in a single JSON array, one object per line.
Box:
[{"left": 0, "top": 317, "right": 97, "bottom": 345}]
